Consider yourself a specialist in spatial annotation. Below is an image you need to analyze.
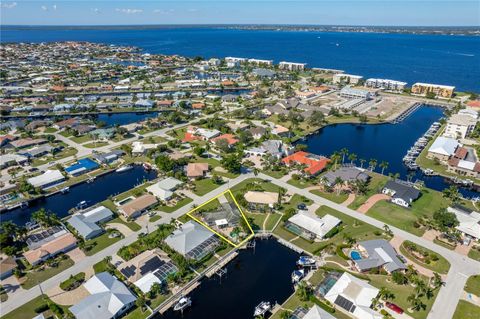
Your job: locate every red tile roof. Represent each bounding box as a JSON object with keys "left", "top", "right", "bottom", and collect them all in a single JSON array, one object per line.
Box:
[
  {"left": 282, "top": 151, "right": 330, "bottom": 175},
  {"left": 211, "top": 134, "right": 239, "bottom": 146},
  {"left": 454, "top": 147, "right": 468, "bottom": 159},
  {"left": 467, "top": 100, "right": 480, "bottom": 108}
]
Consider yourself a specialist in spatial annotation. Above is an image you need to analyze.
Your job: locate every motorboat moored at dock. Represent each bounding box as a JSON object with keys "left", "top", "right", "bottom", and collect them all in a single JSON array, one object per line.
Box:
[
  {"left": 173, "top": 296, "right": 192, "bottom": 312},
  {"left": 253, "top": 301, "right": 271, "bottom": 317},
  {"left": 296, "top": 256, "right": 316, "bottom": 267},
  {"left": 116, "top": 165, "right": 133, "bottom": 173}
]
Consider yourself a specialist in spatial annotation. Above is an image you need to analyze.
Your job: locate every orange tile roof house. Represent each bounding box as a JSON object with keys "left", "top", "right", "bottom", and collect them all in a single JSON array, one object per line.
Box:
[
  {"left": 186, "top": 163, "right": 209, "bottom": 179},
  {"left": 119, "top": 194, "right": 158, "bottom": 219},
  {"left": 211, "top": 134, "right": 239, "bottom": 146},
  {"left": 467, "top": 100, "right": 480, "bottom": 109},
  {"left": 282, "top": 151, "right": 330, "bottom": 175},
  {"left": 23, "top": 232, "right": 77, "bottom": 266},
  {"left": 192, "top": 102, "right": 206, "bottom": 109}
]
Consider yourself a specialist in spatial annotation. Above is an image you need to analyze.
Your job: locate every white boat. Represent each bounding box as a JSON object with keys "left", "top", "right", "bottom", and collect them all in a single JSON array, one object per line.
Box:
[
  {"left": 76, "top": 200, "right": 87, "bottom": 210},
  {"left": 292, "top": 269, "right": 305, "bottom": 283},
  {"left": 116, "top": 165, "right": 133, "bottom": 173},
  {"left": 173, "top": 296, "right": 192, "bottom": 312},
  {"left": 297, "top": 256, "right": 316, "bottom": 267},
  {"left": 254, "top": 301, "right": 271, "bottom": 317},
  {"left": 60, "top": 187, "right": 70, "bottom": 194},
  {"left": 87, "top": 176, "right": 96, "bottom": 183}
]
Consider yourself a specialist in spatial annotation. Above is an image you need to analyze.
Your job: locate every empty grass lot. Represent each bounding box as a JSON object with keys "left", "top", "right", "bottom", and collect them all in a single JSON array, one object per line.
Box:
[
  {"left": 21, "top": 257, "right": 74, "bottom": 289},
  {"left": 83, "top": 232, "right": 122, "bottom": 256},
  {"left": 400, "top": 240, "right": 450, "bottom": 274},
  {"left": 453, "top": 300, "right": 480, "bottom": 319},
  {"left": 465, "top": 275, "right": 480, "bottom": 296}
]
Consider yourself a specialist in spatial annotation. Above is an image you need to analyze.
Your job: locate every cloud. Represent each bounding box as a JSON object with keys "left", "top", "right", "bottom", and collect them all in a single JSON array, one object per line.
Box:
[
  {"left": 115, "top": 8, "right": 143, "bottom": 14},
  {"left": 1, "top": 2, "right": 17, "bottom": 9},
  {"left": 52, "top": 4, "right": 57, "bottom": 11},
  {"left": 92, "top": 8, "right": 100, "bottom": 14},
  {"left": 41, "top": 5, "right": 48, "bottom": 11},
  {"left": 187, "top": 8, "right": 198, "bottom": 12}
]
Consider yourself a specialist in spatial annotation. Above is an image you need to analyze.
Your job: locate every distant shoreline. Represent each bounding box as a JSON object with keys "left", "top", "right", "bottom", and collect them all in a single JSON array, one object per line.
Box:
[{"left": 1, "top": 24, "right": 479, "bottom": 36}]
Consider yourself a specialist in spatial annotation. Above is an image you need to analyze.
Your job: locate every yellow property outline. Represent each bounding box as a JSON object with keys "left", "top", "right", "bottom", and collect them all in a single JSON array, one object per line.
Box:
[{"left": 186, "top": 189, "right": 255, "bottom": 248}]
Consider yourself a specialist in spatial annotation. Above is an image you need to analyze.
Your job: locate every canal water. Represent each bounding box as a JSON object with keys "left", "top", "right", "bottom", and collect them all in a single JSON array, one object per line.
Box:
[
  {"left": 303, "top": 105, "right": 479, "bottom": 197},
  {"left": 2, "top": 166, "right": 157, "bottom": 225},
  {"left": 159, "top": 239, "right": 298, "bottom": 319}
]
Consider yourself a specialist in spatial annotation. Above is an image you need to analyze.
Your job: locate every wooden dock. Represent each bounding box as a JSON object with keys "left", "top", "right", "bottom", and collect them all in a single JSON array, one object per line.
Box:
[{"left": 206, "top": 251, "right": 238, "bottom": 277}]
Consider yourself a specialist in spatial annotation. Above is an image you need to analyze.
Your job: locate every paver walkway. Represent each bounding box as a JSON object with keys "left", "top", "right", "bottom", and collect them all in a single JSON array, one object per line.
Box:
[
  {"left": 66, "top": 248, "right": 86, "bottom": 263},
  {"left": 390, "top": 236, "right": 446, "bottom": 279},
  {"left": 47, "top": 284, "right": 89, "bottom": 306},
  {"left": 422, "top": 229, "right": 441, "bottom": 241},
  {"left": 357, "top": 194, "right": 390, "bottom": 214},
  {"left": 455, "top": 241, "right": 472, "bottom": 256},
  {"left": 342, "top": 193, "right": 356, "bottom": 206},
  {"left": 105, "top": 223, "right": 133, "bottom": 237}
]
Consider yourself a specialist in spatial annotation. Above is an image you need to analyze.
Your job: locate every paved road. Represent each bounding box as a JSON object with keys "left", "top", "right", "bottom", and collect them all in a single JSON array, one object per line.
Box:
[
  {"left": 0, "top": 172, "right": 253, "bottom": 316},
  {"left": 259, "top": 173, "right": 480, "bottom": 319}
]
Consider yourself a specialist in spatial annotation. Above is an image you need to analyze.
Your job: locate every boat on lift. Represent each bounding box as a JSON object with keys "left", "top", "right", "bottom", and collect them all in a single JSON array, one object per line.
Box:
[
  {"left": 292, "top": 269, "right": 305, "bottom": 284},
  {"left": 253, "top": 301, "right": 271, "bottom": 317},
  {"left": 296, "top": 256, "right": 316, "bottom": 267},
  {"left": 173, "top": 296, "right": 192, "bottom": 312},
  {"left": 76, "top": 200, "right": 87, "bottom": 210},
  {"left": 60, "top": 186, "right": 70, "bottom": 194}
]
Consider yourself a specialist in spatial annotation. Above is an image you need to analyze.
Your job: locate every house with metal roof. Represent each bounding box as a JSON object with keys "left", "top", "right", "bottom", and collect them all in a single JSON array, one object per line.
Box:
[
  {"left": 322, "top": 167, "right": 370, "bottom": 187},
  {"left": 427, "top": 136, "right": 459, "bottom": 163},
  {"left": 68, "top": 206, "right": 114, "bottom": 240},
  {"left": 353, "top": 239, "right": 406, "bottom": 274},
  {"left": 324, "top": 272, "right": 381, "bottom": 319},
  {"left": 382, "top": 180, "right": 420, "bottom": 207},
  {"left": 92, "top": 150, "right": 124, "bottom": 164},
  {"left": 287, "top": 212, "right": 341, "bottom": 241},
  {"left": 447, "top": 205, "right": 480, "bottom": 240},
  {"left": 165, "top": 221, "right": 220, "bottom": 260},
  {"left": 27, "top": 169, "right": 65, "bottom": 189},
  {"left": 64, "top": 158, "right": 99, "bottom": 176},
  {"left": 69, "top": 272, "right": 136, "bottom": 319},
  {"left": 146, "top": 177, "right": 184, "bottom": 201}
]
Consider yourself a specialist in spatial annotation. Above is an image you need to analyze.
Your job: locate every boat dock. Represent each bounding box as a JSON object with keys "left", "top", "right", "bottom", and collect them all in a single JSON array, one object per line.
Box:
[
  {"left": 402, "top": 121, "right": 441, "bottom": 170},
  {"left": 206, "top": 251, "right": 238, "bottom": 277},
  {"left": 390, "top": 102, "right": 421, "bottom": 124},
  {"left": 158, "top": 282, "right": 200, "bottom": 314}
]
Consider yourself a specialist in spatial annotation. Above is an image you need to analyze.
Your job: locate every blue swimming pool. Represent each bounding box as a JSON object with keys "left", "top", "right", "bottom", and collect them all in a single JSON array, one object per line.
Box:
[{"left": 350, "top": 251, "right": 362, "bottom": 260}]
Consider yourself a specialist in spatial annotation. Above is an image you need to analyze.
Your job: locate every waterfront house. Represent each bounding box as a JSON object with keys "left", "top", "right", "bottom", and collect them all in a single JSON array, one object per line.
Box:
[
  {"left": 447, "top": 147, "right": 480, "bottom": 178},
  {"left": 0, "top": 255, "right": 17, "bottom": 280},
  {"left": 322, "top": 167, "right": 370, "bottom": 187},
  {"left": 64, "top": 158, "right": 99, "bottom": 176},
  {"left": 244, "top": 191, "right": 279, "bottom": 212},
  {"left": 8, "top": 137, "right": 47, "bottom": 149},
  {"left": 382, "top": 180, "right": 420, "bottom": 207},
  {"left": 146, "top": 177, "right": 183, "bottom": 201},
  {"left": 289, "top": 305, "right": 336, "bottom": 319},
  {"left": 53, "top": 118, "right": 80, "bottom": 130},
  {"left": 118, "top": 248, "right": 178, "bottom": 293},
  {"left": 427, "top": 136, "right": 459, "bottom": 163},
  {"left": 352, "top": 239, "right": 406, "bottom": 273},
  {"left": 90, "top": 128, "right": 115, "bottom": 140},
  {"left": 92, "top": 150, "right": 124, "bottom": 164},
  {"left": 68, "top": 206, "right": 114, "bottom": 240},
  {"left": 201, "top": 202, "right": 241, "bottom": 230},
  {"left": 24, "top": 230, "right": 77, "bottom": 266},
  {"left": 0, "top": 153, "right": 28, "bottom": 168},
  {"left": 282, "top": 151, "right": 330, "bottom": 176},
  {"left": 132, "top": 141, "right": 158, "bottom": 155},
  {"left": 287, "top": 212, "right": 341, "bottom": 241},
  {"left": 271, "top": 124, "right": 291, "bottom": 137},
  {"left": 444, "top": 113, "right": 477, "bottom": 139},
  {"left": 118, "top": 194, "right": 158, "bottom": 219},
  {"left": 27, "top": 169, "right": 65, "bottom": 189},
  {"left": 165, "top": 221, "right": 220, "bottom": 261},
  {"left": 447, "top": 205, "right": 480, "bottom": 241},
  {"left": 186, "top": 163, "right": 209, "bottom": 179},
  {"left": 69, "top": 272, "right": 136, "bottom": 319},
  {"left": 323, "top": 272, "right": 382, "bottom": 319},
  {"left": 245, "top": 140, "right": 291, "bottom": 159}
]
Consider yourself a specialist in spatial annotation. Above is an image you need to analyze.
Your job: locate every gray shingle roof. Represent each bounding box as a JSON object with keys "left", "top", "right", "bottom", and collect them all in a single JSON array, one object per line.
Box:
[
  {"left": 355, "top": 239, "right": 406, "bottom": 273},
  {"left": 383, "top": 180, "right": 420, "bottom": 202}
]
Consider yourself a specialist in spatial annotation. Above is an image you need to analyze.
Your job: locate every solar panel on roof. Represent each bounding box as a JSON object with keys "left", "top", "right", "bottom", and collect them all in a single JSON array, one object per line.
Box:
[
  {"left": 334, "top": 295, "right": 356, "bottom": 313},
  {"left": 121, "top": 265, "right": 136, "bottom": 278},
  {"left": 139, "top": 257, "right": 164, "bottom": 276}
]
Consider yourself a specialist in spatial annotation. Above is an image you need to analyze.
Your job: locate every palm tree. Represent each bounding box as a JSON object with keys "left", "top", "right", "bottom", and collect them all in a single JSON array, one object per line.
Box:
[
  {"left": 407, "top": 293, "right": 426, "bottom": 312},
  {"left": 340, "top": 148, "right": 349, "bottom": 164},
  {"left": 296, "top": 281, "right": 311, "bottom": 301},
  {"left": 253, "top": 167, "right": 259, "bottom": 176},
  {"left": 379, "top": 287, "right": 395, "bottom": 301},
  {"left": 379, "top": 161, "right": 389, "bottom": 175},
  {"left": 348, "top": 153, "right": 357, "bottom": 165},
  {"left": 431, "top": 272, "right": 443, "bottom": 289},
  {"left": 331, "top": 151, "right": 341, "bottom": 170},
  {"left": 368, "top": 158, "right": 378, "bottom": 172},
  {"left": 359, "top": 159, "right": 366, "bottom": 169},
  {"left": 334, "top": 177, "right": 344, "bottom": 195}
]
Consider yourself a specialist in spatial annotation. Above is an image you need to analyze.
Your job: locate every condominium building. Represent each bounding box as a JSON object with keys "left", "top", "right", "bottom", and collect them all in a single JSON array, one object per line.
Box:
[
  {"left": 279, "top": 61, "right": 307, "bottom": 71},
  {"left": 339, "top": 87, "right": 374, "bottom": 100},
  {"left": 248, "top": 58, "right": 273, "bottom": 66},
  {"left": 412, "top": 82, "right": 455, "bottom": 98},
  {"left": 444, "top": 113, "right": 477, "bottom": 139},
  {"left": 365, "top": 78, "right": 407, "bottom": 91},
  {"left": 333, "top": 73, "right": 363, "bottom": 85}
]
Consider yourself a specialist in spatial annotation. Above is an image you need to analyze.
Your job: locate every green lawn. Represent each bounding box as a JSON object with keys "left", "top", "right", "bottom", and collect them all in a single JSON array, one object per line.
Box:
[
  {"left": 83, "top": 232, "right": 122, "bottom": 256},
  {"left": 2, "top": 296, "right": 55, "bottom": 319},
  {"left": 93, "top": 260, "right": 109, "bottom": 273},
  {"left": 287, "top": 178, "right": 316, "bottom": 189},
  {"left": 70, "top": 135, "right": 92, "bottom": 144},
  {"left": 400, "top": 241, "right": 451, "bottom": 274},
  {"left": 367, "top": 188, "right": 450, "bottom": 237},
  {"left": 264, "top": 213, "right": 283, "bottom": 231},
  {"left": 468, "top": 246, "right": 480, "bottom": 261},
  {"left": 348, "top": 173, "right": 388, "bottom": 209},
  {"left": 310, "top": 189, "right": 348, "bottom": 204},
  {"left": 283, "top": 194, "right": 312, "bottom": 212},
  {"left": 193, "top": 178, "right": 221, "bottom": 196},
  {"left": 109, "top": 217, "right": 142, "bottom": 232},
  {"left": 262, "top": 169, "right": 288, "bottom": 179},
  {"left": 84, "top": 141, "right": 109, "bottom": 148},
  {"left": 453, "top": 300, "right": 480, "bottom": 319},
  {"left": 44, "top": 127, "right": 58, "bottom": 133},
  {"left": 123, "top": 306, "right": 151, "bottom": 319},
  {"left": 230, "top": 178, "right": 283, "bottom": 195},
  {"left": 21, "top": 257, "right": 74, "bottom": 289},
  {"left": 31, "top": 147, "right": 78, "bottom": 167},
  {"left": 465, "top": 275, "right": 480, "bottom": 296},
  {"left": 157, "top": 197, "right": 193, "bottom": 213},
  {"left": 59, "top": 130, "right": 72, "bottom": 137}
]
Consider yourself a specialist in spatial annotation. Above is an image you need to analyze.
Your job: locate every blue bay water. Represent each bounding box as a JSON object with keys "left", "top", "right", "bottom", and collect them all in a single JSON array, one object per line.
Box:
[{"left": 1, "top": 27, "right": 479, "bottom": 92}]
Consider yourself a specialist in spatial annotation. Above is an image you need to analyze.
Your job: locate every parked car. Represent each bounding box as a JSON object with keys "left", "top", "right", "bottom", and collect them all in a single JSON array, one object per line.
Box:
[
  {"left": 385, "top": 302, "right": 404, "bottom": 314},
  {"left": 297, "top": 203, "right": 307, "bottom": 210}
]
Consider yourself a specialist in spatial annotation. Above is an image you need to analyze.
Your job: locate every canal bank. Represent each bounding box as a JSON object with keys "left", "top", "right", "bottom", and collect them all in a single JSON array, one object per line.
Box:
[
  {"left": 302, "top": 105, "right": 479, "bottom": 197},
  {"left": 158, "top": 239, "right": 299, "bottom": 319},
  {"left": 2, "top": 165, "right": 157, "bottom": 225}
]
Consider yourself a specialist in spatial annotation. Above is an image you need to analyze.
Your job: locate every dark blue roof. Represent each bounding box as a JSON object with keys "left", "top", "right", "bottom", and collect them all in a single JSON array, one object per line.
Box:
[{"left": 65, "top": 158, "right": 99, "bottom": 174}]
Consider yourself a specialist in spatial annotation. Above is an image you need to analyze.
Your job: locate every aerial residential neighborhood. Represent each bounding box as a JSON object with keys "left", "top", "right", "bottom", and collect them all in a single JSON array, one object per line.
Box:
[{"left": 0, "top": 3, "right": 479, "bottom": 319}]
